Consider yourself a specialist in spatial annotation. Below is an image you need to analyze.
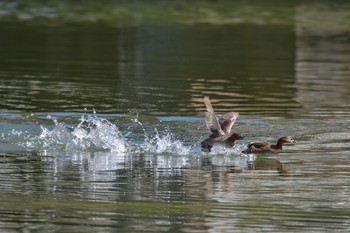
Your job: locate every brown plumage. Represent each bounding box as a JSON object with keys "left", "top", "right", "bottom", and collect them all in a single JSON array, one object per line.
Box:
[
  {"left": 242, "top": 136, "right": 296, "bottom": 154},
  {"left": 201, "top": 96, "right": 243, "bottom": 152}
]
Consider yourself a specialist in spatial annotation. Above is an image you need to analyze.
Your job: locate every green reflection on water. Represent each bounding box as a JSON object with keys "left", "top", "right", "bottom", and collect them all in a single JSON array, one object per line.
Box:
[
  {"left": 2, "top": 193, "right": 349, "bottom": 231},
  {"left": 1, "top": 1, "right": 350, "bottom": 117},
  {"left": 0, "top": 21, "right": 296, "bottom": 115},
  {"left": 1, "top": 1, "right": 350, "bottom": 232},
  {"left": 0, "top": 0, "right": 296, "bottom": 26}
]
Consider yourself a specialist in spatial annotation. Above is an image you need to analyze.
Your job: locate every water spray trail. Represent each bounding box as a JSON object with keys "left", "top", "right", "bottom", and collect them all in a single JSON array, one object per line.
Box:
[{"left": 131, "top": 112, "right": 150, "bottom": 142}]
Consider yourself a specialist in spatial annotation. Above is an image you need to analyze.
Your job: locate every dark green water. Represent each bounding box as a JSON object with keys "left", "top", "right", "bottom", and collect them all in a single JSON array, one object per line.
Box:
[{"left": 1, "top": 1, "right": 350, "bottom": 232}]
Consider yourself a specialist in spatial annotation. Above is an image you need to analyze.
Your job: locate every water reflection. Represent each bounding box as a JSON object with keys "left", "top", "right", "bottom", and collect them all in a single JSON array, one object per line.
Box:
[
  {"left": 1, "top": 12, "right": 350, "bottom": 118},
  {"left": 295, "top": 5, "right": 350, "bottom": 118},
  {"left": 246, "top": 156, "right": 294, "bottom": 177},
  {"left": 39, "top": 149, "right": 292, "bottom": 201},
  {"left": 0, "top": 22, "right": 299, "bottom": 116},
  {"left": 0, "top": 145, "right": 349, "bottom": 231},
  {"left": 1, "top": 1, "right": 350, "bottom": 232},
  {"left": 1, "top": 114, "right": 350, "bottom": 231},
  {"left": 32, "top": 150, "right": 254, "bottom": 205}
]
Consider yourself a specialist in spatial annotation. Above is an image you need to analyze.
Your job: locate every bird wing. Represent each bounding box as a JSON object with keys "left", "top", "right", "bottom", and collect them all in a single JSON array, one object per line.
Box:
[
  {"left": 248, "top": 141, "right": 269, "bottom": 149},
  {"left": 204, "top": 96, "right": 224, "bottom": 135},
  {"left": 219, "top": 112, "right": 239, "bottom": 135}
]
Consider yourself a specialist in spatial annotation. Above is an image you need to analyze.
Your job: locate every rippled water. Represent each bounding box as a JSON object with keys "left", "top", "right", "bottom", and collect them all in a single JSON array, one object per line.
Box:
[{"left": 1, "top": 1, "right": 350, "bottom": 232}]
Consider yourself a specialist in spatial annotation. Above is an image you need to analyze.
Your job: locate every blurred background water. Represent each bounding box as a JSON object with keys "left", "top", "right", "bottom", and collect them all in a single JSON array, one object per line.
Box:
[{"left": 0, "top": 0, "right": 350, "bottom": 232}]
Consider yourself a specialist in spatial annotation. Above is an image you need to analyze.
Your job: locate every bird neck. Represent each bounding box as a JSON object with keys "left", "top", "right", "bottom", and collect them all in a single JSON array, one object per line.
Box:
[
  {"left": 225, "top": 136, "right": 236, "bottom": 145},
  {"left": 276, "top": 139, "right": 285, "bottom": 149}
]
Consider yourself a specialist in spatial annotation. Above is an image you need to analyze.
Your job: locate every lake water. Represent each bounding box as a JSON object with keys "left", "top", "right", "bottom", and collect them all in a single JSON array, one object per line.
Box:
[{"left": 1, "top": 1, "right": 350, "bottom": 232}]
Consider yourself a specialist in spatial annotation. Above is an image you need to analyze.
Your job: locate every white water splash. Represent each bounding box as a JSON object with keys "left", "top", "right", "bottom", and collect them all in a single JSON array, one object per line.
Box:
[
  {"left": 38, "top": 114, "right": 126, "bottom": 152},
  {"left": 209, "top": 143, "right": 248, "bottom": 156},
  {"left": 140, "top": 129, "right": 191, "bottom": 155},
  {"left": 4, "top": 112, "right": 247, "bottom": 158},
  {"left": 129, "top": 114, "right": 192, "bottom": 155}
]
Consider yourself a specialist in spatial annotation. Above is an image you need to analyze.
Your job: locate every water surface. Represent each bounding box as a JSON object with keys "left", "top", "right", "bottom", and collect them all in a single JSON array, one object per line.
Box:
[{"left": 1, "top": 1, "right": 350, "bottom": 232}]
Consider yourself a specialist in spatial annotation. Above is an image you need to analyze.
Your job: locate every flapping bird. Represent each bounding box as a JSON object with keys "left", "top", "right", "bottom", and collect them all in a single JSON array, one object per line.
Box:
[{"left": 201, "top": 96, "right": 243, "bottom": 152}]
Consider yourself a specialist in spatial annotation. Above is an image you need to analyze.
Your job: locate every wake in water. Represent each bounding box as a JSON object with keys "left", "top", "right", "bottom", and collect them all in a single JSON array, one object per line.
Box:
[
  {"left": 3, "top": 111, "right": 247, "bottom": 157},
  {"left": 130, "top": 116, "right": 192, "bottom": 155}
]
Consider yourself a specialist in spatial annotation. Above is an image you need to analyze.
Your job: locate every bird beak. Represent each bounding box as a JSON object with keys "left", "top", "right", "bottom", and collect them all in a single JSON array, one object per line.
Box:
[
  {"left": 291, "top": 139, "right": 296, "bottom": 143},
  {"left": 238, "top": 135, "right": 244, "bottom": 140}
]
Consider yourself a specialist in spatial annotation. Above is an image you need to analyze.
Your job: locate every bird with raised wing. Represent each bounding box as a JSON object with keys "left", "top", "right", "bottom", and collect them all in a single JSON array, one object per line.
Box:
[{"left": 201, "top": 96, "right": 243, "bottom": 152}]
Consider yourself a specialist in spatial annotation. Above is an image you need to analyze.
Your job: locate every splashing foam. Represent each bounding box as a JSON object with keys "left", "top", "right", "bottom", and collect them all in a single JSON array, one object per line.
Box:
[
  {"left": 209, "top": 143, "right": 247, "bottom": 156},
  {"left": 127, "top": 114, "right": 189, "bottom": 155},
  {"left": 10, "top": 112, "right": 190, "bottom": 155},
  {"left": 39, "top": 114, "right": 126, "bottom": 152},
  {"left": 6, "top": 112, "right": 246, "bottom": 157},
  {"left": 141, "top": 129, "right": 190, "bottom": 155}
]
